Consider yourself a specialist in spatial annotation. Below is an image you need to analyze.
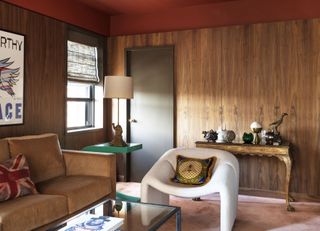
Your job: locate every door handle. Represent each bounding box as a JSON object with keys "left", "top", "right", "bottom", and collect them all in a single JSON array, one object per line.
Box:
[{"left": 129, "top": 118, "right": 137, "bottom": 123}]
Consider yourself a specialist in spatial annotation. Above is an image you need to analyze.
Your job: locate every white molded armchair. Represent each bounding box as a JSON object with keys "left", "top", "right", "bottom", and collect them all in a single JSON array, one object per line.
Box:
[{"left": 141, "top": 147, "right": 239, "bottom": 231}]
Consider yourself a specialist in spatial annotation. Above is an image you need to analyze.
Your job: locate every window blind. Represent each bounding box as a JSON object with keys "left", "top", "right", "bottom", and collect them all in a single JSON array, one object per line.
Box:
[{"left": 67, "top": 41, "right": 99, "bottom": 82}]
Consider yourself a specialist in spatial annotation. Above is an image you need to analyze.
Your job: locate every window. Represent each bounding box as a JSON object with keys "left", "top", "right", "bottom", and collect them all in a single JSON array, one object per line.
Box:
[
  {"left": 67, "top": 81, "right": 94, "bottom": 129},
  {"left": 66, "top": 30, "right": 103, "bottom": 132}
]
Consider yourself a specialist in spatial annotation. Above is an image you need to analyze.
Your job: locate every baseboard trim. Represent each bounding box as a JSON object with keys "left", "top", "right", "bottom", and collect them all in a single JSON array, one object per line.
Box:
[
  {"left": 117, "top": 175, "right": 125, "bottom": 182},
  {"left": 290, "top": 192, "right": 320, "bottom": 203},
  {"left": 239, "top": 187, "right": 320, "bottom": 203}
]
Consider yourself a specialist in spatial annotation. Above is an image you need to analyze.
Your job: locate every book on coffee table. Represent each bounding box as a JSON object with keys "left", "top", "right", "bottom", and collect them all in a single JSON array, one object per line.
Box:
[{"left": 59, "top": 214, "right": 124, "bottom": 231}]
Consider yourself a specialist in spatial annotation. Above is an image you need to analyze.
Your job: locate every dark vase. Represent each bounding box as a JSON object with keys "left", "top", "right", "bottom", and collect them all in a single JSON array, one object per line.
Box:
[{"left": 242, "top": 132, "right": 254, "bottom": 144}]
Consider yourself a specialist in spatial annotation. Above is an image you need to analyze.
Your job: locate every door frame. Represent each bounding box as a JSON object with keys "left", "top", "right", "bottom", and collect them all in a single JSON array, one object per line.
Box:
[{"left": 124, "top": 46, "right": 176, "bottom": 179}]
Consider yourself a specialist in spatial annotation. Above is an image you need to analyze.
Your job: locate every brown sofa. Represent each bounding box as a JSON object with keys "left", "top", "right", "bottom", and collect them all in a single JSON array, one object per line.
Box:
[{"left": 0, "top": 133, "right": 116, "bottom": 231}]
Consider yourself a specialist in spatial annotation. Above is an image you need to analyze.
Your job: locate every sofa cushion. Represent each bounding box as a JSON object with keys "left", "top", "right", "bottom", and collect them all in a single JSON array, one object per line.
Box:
[
  {"left": 0, "top": 154, "right": 37, "bottom": 202},
  {"left": 0, "top": 194, "right": 68, "bottom": 231},
  {"left": 37, "top": 175, "right": 111, "bottom": 213},
  {"left": 0, "top": 139, "right": 9, "bottom": 163},
  {"left": 8, "top": 133, "right": 65, "bottom": 183}
]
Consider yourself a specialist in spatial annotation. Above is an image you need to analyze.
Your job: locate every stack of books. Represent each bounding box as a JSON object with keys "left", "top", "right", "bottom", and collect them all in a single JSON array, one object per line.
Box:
[{"left": 60, "top": 214, "right": 124, "bottom": 231}]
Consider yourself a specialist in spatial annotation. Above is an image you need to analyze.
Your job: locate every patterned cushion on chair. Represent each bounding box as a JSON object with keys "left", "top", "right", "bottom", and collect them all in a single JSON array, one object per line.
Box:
[
  {"left": 0, "top": 154, "right": 38, "bottom": 202},
  {"left": 172, "top": 155, "right": 217, "bottom": 185}
]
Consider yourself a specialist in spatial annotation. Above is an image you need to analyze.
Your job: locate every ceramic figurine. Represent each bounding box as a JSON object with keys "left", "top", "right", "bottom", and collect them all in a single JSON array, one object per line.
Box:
[
  {"left": 110, "top": 123, "right": 127, "bottom": 147},
  {"left": 250, "top": 121, "right": 262, "bottom": 144},
  {"left": 216, "top": 128, "right": 228, "bottom": 143},
  {"left": 269, "top": 113, "right": 288, "bottom": 135},
  {"left": 265, "top": 131, "right": 275, "bottom": 145},
  {"left": 269, "top": 113, "right": 288, "bottom": 145},
  {"left": 217, "top": 128, "right": 236, "bottom": 143},
  {"left": 202, "top": 130, "right": 218, "bottom": 142}
]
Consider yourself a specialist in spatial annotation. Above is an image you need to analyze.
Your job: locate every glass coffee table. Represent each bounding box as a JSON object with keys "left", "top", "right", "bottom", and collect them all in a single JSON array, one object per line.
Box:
[{"left": 46, "top": 199, "right": 181, "bottom": 231}]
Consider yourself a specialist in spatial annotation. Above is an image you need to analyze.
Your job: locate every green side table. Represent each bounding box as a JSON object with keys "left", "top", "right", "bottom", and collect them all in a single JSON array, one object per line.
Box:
[
  {"left": 82, "top": 142, "right": 142, "bottom": 182},
  {"left": 83, "top": 143, "right": 142, "bottom": 153}
]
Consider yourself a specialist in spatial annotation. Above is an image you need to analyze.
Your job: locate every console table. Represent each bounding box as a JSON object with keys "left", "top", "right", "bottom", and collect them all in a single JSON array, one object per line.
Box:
[
  {"left": 82, "top": 143, "right": 142, "bottom": 182},
  {"left": 195, "top": 141, "right": 294, "bottom": 211}
]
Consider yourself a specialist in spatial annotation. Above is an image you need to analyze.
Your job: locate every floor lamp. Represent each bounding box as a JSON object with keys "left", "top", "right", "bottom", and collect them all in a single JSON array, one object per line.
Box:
[{"left": 104, "top": 76, "right": 133, "bottom": 146}]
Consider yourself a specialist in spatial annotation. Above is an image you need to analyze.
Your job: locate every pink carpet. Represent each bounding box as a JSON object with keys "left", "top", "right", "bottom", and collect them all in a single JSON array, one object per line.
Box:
[{"left": 117, "top": 182, "right": 320, "bottom": 231}]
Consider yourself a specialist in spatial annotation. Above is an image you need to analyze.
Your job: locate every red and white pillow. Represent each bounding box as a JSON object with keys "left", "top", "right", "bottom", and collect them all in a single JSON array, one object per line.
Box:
[{"left": 0, "top": 154, "right": 37, "bottom": 202}]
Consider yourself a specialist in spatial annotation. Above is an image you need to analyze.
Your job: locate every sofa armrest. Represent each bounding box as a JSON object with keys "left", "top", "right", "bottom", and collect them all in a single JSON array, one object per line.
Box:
[{"left": 62, "top": 150, "right": 116, "bottom": 197}]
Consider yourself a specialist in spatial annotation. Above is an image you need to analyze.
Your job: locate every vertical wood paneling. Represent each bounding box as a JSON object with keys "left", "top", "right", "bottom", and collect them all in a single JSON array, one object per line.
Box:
[
  {"left": 107, "top": 18, "right": 320, "bottom": 199},
  {"left": 0, "top": 2, "right": 108, "bottom": 149}
]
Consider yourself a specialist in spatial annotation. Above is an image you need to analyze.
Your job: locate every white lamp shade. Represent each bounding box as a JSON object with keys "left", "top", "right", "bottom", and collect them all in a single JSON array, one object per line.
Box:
[{"left": 103, "top": 76, "right": 133, "bottom": 99}]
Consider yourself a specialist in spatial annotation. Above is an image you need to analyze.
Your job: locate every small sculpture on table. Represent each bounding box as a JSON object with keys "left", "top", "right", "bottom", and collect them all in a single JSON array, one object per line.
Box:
[
  {"left": 113, "top": 199, "right": 123, "bottom": 217},
  {"left": 225, "top": 130, "right": 236, "bottom": 143},
  {"left": 216, "top": 128, "right": 236, "bottom": 143},
  {"left": 250, "top": 121, "right": 262, "bottom": 144},
  {"left": 202, "top": 130, "right": 218, "bottom": 142},
  {"left": 242, "top": 132, "right": 254, "bottom": 144},
  {"left": 111, "top": 123, "right": 127, "bottom": 147},
  {"left": 265, "top": 130, "right": 275, "bottom": 145},
  {"left": 269, "top": 113, "right": 288, "bottom": 145}
]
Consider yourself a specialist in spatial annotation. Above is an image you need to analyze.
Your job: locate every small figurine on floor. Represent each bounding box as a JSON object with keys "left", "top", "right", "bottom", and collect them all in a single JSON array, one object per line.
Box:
[{"left": 110, "top": 123, "right": 127, "bottom": 147}]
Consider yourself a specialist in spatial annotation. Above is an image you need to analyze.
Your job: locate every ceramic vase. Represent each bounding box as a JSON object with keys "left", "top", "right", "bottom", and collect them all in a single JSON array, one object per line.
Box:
[{"left": 242, "top": 132, "right": 254, "bottom": 144}]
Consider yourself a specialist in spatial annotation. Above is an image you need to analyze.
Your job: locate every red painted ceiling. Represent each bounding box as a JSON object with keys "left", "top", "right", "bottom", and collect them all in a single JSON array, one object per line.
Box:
[
  {"left": 77, "top": 0, "right": 235, "bottom": 15},
  {"left": 4, "top": 0, "right": 320, "bottom": 36}
]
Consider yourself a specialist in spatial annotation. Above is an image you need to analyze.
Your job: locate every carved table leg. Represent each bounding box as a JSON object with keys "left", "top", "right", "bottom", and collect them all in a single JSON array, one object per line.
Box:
[
  {"left": 277, "top": 156, "right": 295, "bottom": 212},
  {"left": 288, "top": 194, "right": 295, "bottom": 202}
]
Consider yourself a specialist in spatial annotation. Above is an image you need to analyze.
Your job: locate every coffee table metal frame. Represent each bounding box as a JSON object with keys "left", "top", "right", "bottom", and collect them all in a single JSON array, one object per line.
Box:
[{"left": 44, "top": 198, "right": 181, "bottom": 231}]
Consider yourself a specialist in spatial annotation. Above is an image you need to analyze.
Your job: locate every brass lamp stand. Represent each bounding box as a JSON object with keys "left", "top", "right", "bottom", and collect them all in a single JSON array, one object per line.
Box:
[{"left": 104, "top": 76, "right": 133, "bottom": 147}]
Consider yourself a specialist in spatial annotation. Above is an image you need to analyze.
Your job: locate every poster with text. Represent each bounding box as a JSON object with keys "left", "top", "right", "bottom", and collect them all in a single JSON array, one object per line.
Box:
[{"left": 0, "top": 29, "right": 24, "bottom": 125}]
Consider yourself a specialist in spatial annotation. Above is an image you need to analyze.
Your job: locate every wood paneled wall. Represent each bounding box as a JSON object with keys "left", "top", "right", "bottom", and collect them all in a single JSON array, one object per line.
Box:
[
  {"left": 0, "top": 2, "right": 110, "bottom": 149},
  {"left": 107, "top": 19, "right": 320, "bottom": 199}
]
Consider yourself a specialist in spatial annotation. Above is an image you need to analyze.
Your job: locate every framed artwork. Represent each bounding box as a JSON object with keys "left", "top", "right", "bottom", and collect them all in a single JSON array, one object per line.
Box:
[{"left": 0, "top": 29, "right": 24, "bottom": 125}]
